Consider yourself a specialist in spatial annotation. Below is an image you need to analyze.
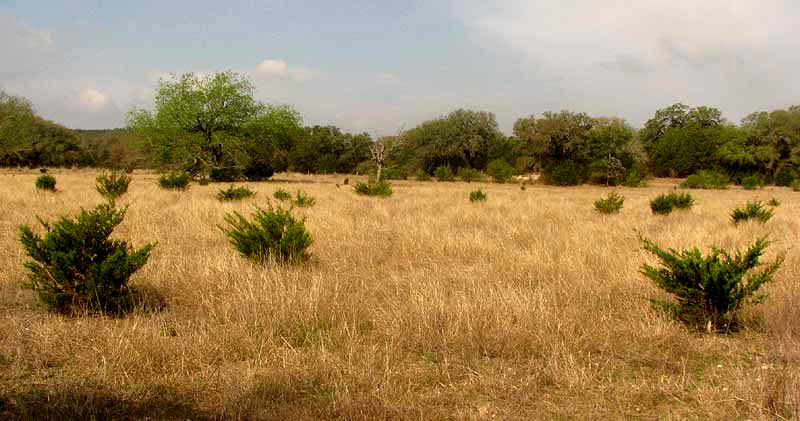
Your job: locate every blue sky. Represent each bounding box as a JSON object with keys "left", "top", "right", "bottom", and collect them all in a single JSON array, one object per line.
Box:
[{"left": 3, "top": 1, "right": 800, "bottom": 134}]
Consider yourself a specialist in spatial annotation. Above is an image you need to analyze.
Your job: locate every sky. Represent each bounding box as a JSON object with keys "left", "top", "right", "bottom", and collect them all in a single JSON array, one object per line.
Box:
[{"left": 2, "top": 0, "right": 800, "bottom": 135}]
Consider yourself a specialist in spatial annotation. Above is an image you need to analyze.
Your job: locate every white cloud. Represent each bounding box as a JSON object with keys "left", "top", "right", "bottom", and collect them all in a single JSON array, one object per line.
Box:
[
  {"left": 290, "top": 67, "right": 317, "bottom": 82},
  {"left": 79, "top": 88, "right": 108, "bottom": 110},
  {"left": 256, "top": 59, "right": 289, "bottom": 77},
  {"left": 255, "top": 58, "right": 319, "bottom": 82},
  {"left": 454, "top": 0, "right": 800, "bottom": 124}
]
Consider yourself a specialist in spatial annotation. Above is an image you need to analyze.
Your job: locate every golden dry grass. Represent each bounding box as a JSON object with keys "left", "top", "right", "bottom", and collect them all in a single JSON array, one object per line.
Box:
[{"left": 1, "top": 169, "right": 798, "bottom": 419}]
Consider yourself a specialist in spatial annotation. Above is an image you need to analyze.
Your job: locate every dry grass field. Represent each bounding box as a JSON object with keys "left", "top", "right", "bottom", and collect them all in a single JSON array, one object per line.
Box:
[{"left": 1, "top": 169, "right": 798, "bottom": 420}]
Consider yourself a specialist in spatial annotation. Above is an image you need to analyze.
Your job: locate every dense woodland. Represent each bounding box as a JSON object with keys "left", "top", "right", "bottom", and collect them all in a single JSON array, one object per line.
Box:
[{"left": 2, "top": 72, "right": 799, "bottom": 186}]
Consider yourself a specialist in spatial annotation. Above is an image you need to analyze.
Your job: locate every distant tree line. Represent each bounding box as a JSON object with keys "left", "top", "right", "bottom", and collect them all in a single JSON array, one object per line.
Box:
[{"left": 2, "top": 71, "right": 800, "bottom": 186}]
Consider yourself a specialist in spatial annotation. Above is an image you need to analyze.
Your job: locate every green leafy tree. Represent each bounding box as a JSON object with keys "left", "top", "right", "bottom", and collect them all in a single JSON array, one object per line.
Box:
[
  {"left": 289, "top": 125, "right": 371, "bottom": 174},
  {"left": 0, "top": 91, "right": 36, "bottom": 162},
  {"left": 1, "top": 91, "right": 82, "bottom": 167},
  {"left": 128, "top": 71, "right": 298, "bottom": 178},
  {"left": 513, "top": 110, "right": 594, "bottom": 175},
  {"left": 586, "top": 118, "right": 637, "bottom": 185},
  {"left": 642, "top": 104, "right": 726, "bottom": 177},
  {"left": 400, "top": 109, "right": 507, "bottom": 173},
  {"left": 241, "top": 104, "right": 303, "bottom": 179},
  {"left": 738, "top": 106, "right": 800, "bottom": 181},
  {"left": 514, "top": 111, "right": 639, "bottom": 185}
]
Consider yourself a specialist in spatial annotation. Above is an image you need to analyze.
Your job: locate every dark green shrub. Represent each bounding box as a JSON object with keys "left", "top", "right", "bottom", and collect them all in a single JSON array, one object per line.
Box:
[
  {"left": 198, "top": 177, "right": 210, "bottom": 186},
  {"left": 242, "top": 163, "right": 274, "bottom": 181},
  {"left": 354, "top": 181, "right": 393, "bottom": 197},
  {"left": 672, "top": 192, "right": 695, "bottom": 210},
  {"left": 210, "top": 166, "right": 243, "bottom": 182},
  {"left": 96, "top": 171, "right": 130, "bottom": 202},
  {"left": 35, "top": 174, "right": 56, "bottom": 191},
  {"left": 740, "top": 175, "right": 760, "bottom": 190},
  {"left": 792, "top": 180, "right": 800, "bottom": 192},
  {"left": 220, "top": 206, "right": 312, "bottom": 263},
  {"left": 680, "top": 170, "right": 730, "bottom": 189},
  {"left": 416, "top": 170, "right": 431, "bottom": 181},
  {"left": 458, "top": 167, "right": 485, "bottom": 183},
  {"left": 273, "top": 189, "right": 292, "bottom": 201},
  {"left": 594, "top": 191, "right": 624, "bottom": 214},
  {"left": 767, "top": 198, "right": 781, "bottom": 207},
  {"left": 19, "top": 203, "right": 155, "bottom": 315},
  {"left": 158, "top": 172, "right": 190, "bottom": 190},
  {"left": 433, "top": 166, "right": 455, "bottom": 182},
  {"left": 469, "top": 189, "right": 487, "bottom": 202},
  {"left": 217, "top": 185, "right": 256, "bottom": 201},
  {"left": 650, "top": 194, "right": 676, "bottom": 215},
  {"left": 486, "top": 159, "right": 515, "bottom": 183},
  {"left": 293, "top": 190, "right": 316, "bottom": 207},
  {"left": 641, "top": 237, "right": 783, "bottom": 332},
  {"left": 650, "top": 192, "right": 694, "bottom": 215},
  {"left": 39, "top": 167, "right": 47, "bottom": 173},
  {"left": 774, "top": 166, "right": 795, "bottom": 187},
  {"left": 543, "top": 160, "right": 584, "bottom": 186},
  {"left": 731, "top": 201, "right": 773, "bottom": 224}
]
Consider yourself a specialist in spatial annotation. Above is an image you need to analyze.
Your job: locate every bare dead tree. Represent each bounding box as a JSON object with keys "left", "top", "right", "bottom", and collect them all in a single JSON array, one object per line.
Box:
[{"left": 369, "top": 127, "right": 404, "bottom": 183}]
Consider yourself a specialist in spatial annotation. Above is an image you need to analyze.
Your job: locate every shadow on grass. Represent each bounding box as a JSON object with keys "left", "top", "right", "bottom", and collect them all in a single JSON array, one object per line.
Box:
[
  {"left": 1, "top": 377, "right": 403, "bottom": 421},
  {"left": 0, "top": 383, "right": 212, "bottom": 420},
  {"left": 261, "top": 178, "right": 321, "bottom": 185}
]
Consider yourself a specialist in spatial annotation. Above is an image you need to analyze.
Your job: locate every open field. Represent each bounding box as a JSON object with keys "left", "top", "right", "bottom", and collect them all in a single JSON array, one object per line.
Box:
[{"left": 1, "top": 169, "right": 799, "bottom": 419}]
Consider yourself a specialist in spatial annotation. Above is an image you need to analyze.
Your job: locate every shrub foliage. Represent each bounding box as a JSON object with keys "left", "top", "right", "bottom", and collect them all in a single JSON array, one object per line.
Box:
[
  {"left": 354, "top": 181, "right": 393, "bottom": 197},
  {"left": 543, "top": 160, "right": 584, "bottom": 186},
  {"left": 672, "top": 192, "right": 695, "bottom": 210},
  {"left": 486, "top": 159, "right": 515, "bottom": 183},
  {"left": 641, "top": 237, "right": 783, "bottom": 332},
  {"left": 650, "top": 192, "right": 694, "bottom": 215},
  {"left": 216, "top": 185, "right": 256, "bottom": 201},
  {"left": 158, "top": 171, "right": 191, "bottom": 190},
  {"left": 433, "top": 166, "right": 454, "bottom": 182},
  {"left": 96, "top": 171, "right": 131, "bottom": 202},
  {"left": 221, "top": 206, "right": 312, "bottom": 263},
  {"left": 210, "top": 166, "right": 243, "bottom": 182},
  {"left": 35, "top": 174, "right": 56, "bottom": 191},
  {"left": 469, "top": 189, "right": 487, "bottom": 202},
  {"left": 458, "top": 167, "right": 485, "bottom": 183},
  {"left": 680, "top": 170, "right": 730, "bottom": 189},
  {"left": 731, "top": 201, "right": 773, "bottom": 224},
  {"left": 594, "top": 191, "right": 624, "bottom": 214},
  {"left": 293, "top": 190, "right": 316, "bottom": 207},
  {"left": 19, "top": 203, "right": 155, "bottom": 315},
  {"left": 740, "top": 175, "right": 760, "bottom": 190},
  {"left": 273, "top": 189, "right": 292, "bottom": 201}
]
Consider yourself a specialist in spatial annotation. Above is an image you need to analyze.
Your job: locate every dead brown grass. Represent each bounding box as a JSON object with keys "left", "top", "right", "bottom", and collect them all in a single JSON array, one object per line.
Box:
[{"left": 0, "top": 169, "right": 798, "bottom": 419}]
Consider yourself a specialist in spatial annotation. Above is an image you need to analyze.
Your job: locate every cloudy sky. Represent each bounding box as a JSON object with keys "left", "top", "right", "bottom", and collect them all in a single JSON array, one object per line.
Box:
[{"left": 2, "top": 1, "right": 799, "bottom": 134}]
